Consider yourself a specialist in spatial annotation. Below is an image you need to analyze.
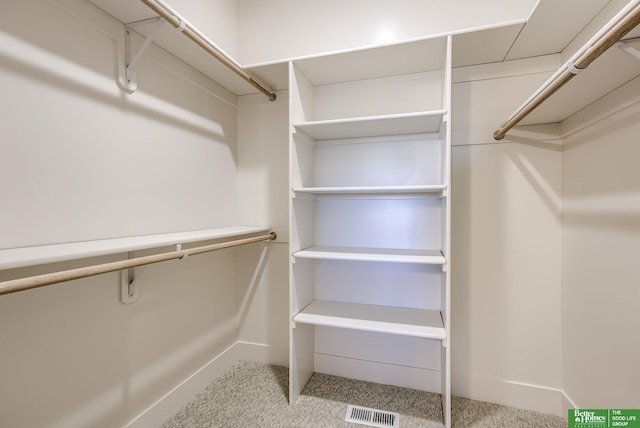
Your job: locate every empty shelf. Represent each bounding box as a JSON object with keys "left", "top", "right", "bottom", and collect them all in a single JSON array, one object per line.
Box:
[
  {"left": 294, "top": 299, "right": 446, "bottom": 339},
  {"left": 0, "top": 226, "right": 271, "bottom": 270},
  {"left": 294, "top": 246, "right": 446, "bottom": 264},
  {"left": 293, "top": 110, "right": 446, "bottom": 140},
  {"left": 293, "top": 184, "right": 446, "bottom": 195}
]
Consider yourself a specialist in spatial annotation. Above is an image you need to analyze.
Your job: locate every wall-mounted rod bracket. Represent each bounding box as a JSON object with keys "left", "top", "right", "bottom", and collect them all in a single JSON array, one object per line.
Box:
[
  {"left": 123, "top": 17, "right": 165, "bottom": 92},
  {"left": 617, "top": 39, "right": 640, "bottom": 61},
  {"left": 139, "top": 0, "right": 276, "bottom": 101},
  {"left": 120, "top": 251, "right": 141, "bottom": 304}
]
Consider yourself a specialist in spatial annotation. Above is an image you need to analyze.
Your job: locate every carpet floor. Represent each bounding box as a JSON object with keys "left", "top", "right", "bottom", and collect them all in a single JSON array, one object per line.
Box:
[{"left": 161, "top": 361, "right": 567, "bottom": 428}]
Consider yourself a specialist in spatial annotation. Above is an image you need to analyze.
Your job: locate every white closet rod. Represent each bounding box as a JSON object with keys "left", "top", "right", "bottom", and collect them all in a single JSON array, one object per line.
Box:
[
  {"left": 0, "top": 232, "right": 276, "bottom": 296},
  {"left": 493, "top": 0, "right": 640, "bottom": 140},
  {"left": 139, "top": 0, "right": 277, "bottom": 102}
]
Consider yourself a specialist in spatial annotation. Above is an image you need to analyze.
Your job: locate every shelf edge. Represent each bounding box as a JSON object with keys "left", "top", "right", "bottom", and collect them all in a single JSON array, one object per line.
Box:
[
  {"left": 294, "top": 247, "right": 446, "bottom": 265},
  {"left": 294, "top": 301, "right": 446, "bottom": 339},
  {"left": 0, "top": 225, "right": 271, "bottom": 270}
]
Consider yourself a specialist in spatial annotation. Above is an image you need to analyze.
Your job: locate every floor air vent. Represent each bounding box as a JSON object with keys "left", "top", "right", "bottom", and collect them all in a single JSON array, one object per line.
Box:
[{"left": 345, "top": 404, "right": 399, "bottom": 428}]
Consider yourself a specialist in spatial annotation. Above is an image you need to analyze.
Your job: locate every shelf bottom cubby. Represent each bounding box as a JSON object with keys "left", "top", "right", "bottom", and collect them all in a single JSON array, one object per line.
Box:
[{"left": 293, "top": 299, "right": 446, "bottom": 340}]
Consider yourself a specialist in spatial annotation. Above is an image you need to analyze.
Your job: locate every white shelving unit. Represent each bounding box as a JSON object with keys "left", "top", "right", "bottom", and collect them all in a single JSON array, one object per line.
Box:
[{"left": 288, "top": 36, "right": 453, "bottom": 427}]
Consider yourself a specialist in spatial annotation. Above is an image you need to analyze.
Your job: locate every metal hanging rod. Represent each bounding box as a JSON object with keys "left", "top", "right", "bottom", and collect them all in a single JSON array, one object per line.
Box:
[
  {"left": 0, "top": 232, "right": 277, "bottom": 297},
  {"left": 139, "top": 0, "right": 277, "bottom": 102},
  {"left": 493, "top": 0, "right": 640, "bottom": 140}
]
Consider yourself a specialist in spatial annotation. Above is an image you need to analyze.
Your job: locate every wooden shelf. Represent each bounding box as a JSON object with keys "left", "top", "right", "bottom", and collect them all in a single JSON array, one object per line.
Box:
[
  {"left": 294, "top": 299, "right": 446, "bottom": 339},
  {"left": 293, "top": 110, "right": 445, "bottom": 140},
  {"left": 294, "top": 184, "right": 446, "bottom": 196},
  {"left": 294, "top": 246, "right": 446, "bottom": 264},
  {"left": 0, "top": 226, "right": 271, "bottom": 270}
]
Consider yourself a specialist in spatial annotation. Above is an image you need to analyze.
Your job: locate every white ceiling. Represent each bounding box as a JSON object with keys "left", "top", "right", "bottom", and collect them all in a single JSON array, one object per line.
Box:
[
  {"left": 450, "top": 0, "right": 616, "bottom": 67},
  {"left": 88, "top": 0, "right": 157, "bottom": 24},
  {"left": 506, "top": 0, "right": 611, "bottom": 61},
  {"left": 87, "top": 0, "right": 630, "bottom": 74},
  {"left": 90, "top": 0, "right": 615, "bottom": 59}
]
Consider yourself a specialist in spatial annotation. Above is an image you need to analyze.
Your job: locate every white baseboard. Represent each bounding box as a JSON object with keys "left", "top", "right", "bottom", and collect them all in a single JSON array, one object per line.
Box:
[
  {"left": 125, "top": 341, "right": 287, "bottom": 428},
  {"left": 562, "top": 391, "right": 579, "bottom": 419},
  {"left": 235, "top": 340, "right": 289, "bottom": 367},
  {"left": 452, "top": 372, "right": 566, "bottom": 417},
  {"left": 125, "top": 342, "right": 573, "bottom": 426},
  {"left": 315, "top": 353, "right": 442, "bottom": 393}
]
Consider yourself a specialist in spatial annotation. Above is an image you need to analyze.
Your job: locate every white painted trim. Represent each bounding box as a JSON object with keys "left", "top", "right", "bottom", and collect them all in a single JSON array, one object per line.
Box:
[
  {"left": 123, "top": 342, "right": 574, "bottom": 425},
  {"left": 124, "top": 342, "right": 288, "bottom": 428},
  {"left": 315, "top": 353, "right": 442, "bottom": 393},
  {"left": 125, "top": 342, "right": 239, "bottom": 428},
  {"left": 452, "top": 372, "right": 566, "bottom": 417},
  {"left": 452, "top": 54, "right": 560, "bottom": 84},
  {"left": 452, "top": 123, "right": 562, "bottom": 147},
  {"left": 561, "top": 74, "right": 640, "bottom": 140},
  {"left": 562, "top": 391, "right": 579, "bottom": 419},
  {"left": 235, "top": 341, "right": 289, "bottom": 367}
]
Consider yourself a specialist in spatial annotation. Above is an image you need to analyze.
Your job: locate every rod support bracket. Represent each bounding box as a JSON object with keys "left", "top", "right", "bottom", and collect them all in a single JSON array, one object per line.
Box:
[
  {"left": 177, "top": 244, "right": 189, "bottom": 260},
  {"left": 566, "top": 61, "right": 583, "bottom": 75},
  {"left": 617, "top": 40, "right": 640, "bottom": 61},
  {"left": 121, "top": 17, "right": 165, "bottom": 93},
  {"left": 120, "top": 251, "right": 141, "bottom": 304}
]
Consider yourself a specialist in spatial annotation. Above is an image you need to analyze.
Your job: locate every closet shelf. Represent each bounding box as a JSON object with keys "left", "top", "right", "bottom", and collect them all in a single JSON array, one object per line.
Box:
[
  {"left": 293, "top": 110, "right": 446, "bottom": 140},
  {"left": 0, "top": 226, "right": 271, "bottom": 270},
  {"left": 294, "top": 246, "right": 446, "bottom": 264},
  {"left": 293, "top": 184, "right": 446, "bottom": 196},
  {"left": 294, "top": 299, "right": 446, "bottom": 339}
]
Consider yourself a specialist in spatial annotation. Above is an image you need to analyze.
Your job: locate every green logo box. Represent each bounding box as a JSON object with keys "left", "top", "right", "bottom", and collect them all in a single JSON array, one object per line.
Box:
[{"left": 569, "top": 410, "right": 640, "bottom": 428}]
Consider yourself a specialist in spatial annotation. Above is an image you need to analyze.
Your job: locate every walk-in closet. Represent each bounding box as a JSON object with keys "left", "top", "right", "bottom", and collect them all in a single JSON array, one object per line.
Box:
[{"left": 1, "top": 1, "right": 639, "bottom": 427}]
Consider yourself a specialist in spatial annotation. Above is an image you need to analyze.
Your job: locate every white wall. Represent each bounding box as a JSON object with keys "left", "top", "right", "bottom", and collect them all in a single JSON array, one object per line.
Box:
[
  {"left": 168, "top": 0, "right": 238, "bottom": 58},
  {"left": 237, "top": 0, "right": 537, "bottom": 65},
  {"left": 0, "top": 1, "right": 245, "bottom": 427},
  {"left": 0, "top": 0, "right": 238, "bottom": 247},
  {"left": 451, "top": 58, "right": 565, "bottom": 415},
  {"left": 560, "top": 76, "right": 640, "bottom": 409}
]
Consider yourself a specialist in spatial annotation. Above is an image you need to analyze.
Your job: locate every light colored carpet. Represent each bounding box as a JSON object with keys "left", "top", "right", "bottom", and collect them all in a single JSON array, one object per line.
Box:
[{"left": 161, "top": 361, "right": 567, "bottom": 428}]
